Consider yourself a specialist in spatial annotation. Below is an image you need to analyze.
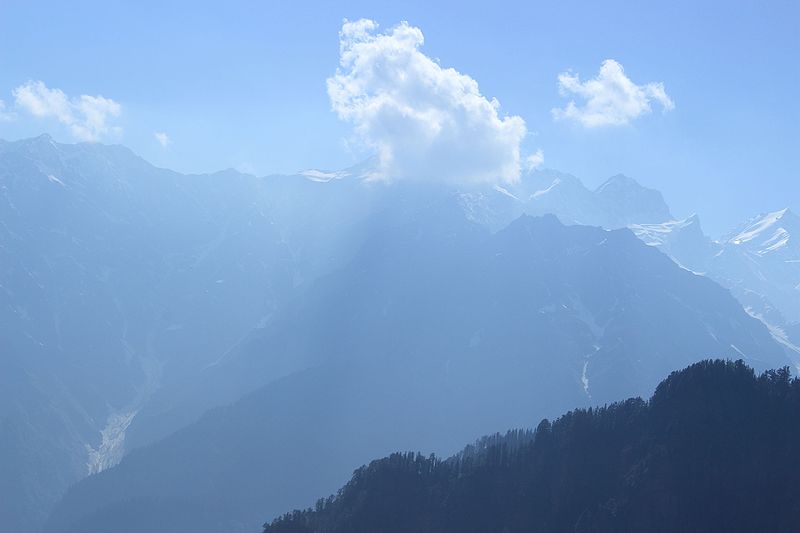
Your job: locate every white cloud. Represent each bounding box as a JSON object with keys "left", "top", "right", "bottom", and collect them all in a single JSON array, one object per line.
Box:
[
  {"left": 154, "top": 131, "right": 171, "bottom": 147},
  {"left": 327, "top": 19, "right": 528, "bottom": 186},
  {"left": 13, "top": 80, "right": 121, "bottom": 141},
  {"left": 525, "top": 149, "right": 544, "bottom": 171},
  {"left": 552, "top": 59, "right": 674, "bottom": 127}
]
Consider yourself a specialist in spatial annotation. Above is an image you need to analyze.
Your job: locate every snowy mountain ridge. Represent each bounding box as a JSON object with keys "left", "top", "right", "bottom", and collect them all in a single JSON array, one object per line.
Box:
[
  {"left": 628, "top": 209, "right": 800, "bottom": 327},
  {"left": 725, "top": 208, "right": 798, "bottom": 256}
]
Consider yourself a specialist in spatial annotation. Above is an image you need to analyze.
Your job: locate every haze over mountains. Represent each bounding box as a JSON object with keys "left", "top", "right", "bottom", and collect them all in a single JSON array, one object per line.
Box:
[
  {"left": 46, "top": 208, "right": 792, "bottom": 533},
  {"left": 0, "top": 135, "right": 298, "bottom": 531},
  {"left": 1, "top": 135, "right": 797, "bottom": 532}
]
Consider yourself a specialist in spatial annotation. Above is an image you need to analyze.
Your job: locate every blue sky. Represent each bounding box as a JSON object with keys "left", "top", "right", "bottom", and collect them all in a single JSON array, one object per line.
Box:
[{"left": 0, "top": 0, "right": 797, "bottom": 234}]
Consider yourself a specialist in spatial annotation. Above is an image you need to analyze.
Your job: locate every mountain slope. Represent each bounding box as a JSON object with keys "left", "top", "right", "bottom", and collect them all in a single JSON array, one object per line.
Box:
[
  {"left": 630, "top": 209, "right": 800, "bottom": 325},
  {"left": 46, "top": 213, "right": 790, "bottom": 533},
  {"left": 725, "top": 208, "right": 799, "bottom": 257},
  {"left": 718, "top": 209, "right": 800, "bottom": 322},
  {"left": 5, "top": 137, "right": 675, "bottom": 531},
  {"left": 0, "top": 135, "right": 298, "bottom": 531},
  {"left": 630, "top": 214, "right": 717, "bottom": 271},
  {"left": 265, "top": 360, "right": 800, "bottom": 533}
]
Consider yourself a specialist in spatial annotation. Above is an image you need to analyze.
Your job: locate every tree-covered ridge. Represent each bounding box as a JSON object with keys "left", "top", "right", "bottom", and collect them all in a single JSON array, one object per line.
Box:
[{"left": 265, "top": 360, "right": 800, "bottom": 533}]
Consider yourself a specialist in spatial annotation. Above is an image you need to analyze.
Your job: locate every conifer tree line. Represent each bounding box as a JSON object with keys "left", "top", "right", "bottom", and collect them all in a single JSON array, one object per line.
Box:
[{"left": 264, "top": 360, "right": 800, "bottom": 533}]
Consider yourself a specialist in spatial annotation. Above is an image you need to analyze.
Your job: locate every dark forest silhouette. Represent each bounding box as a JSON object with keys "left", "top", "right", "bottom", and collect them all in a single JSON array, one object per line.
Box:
[{"left": 265, "top": 360, "right": 800, "bottom": 533}]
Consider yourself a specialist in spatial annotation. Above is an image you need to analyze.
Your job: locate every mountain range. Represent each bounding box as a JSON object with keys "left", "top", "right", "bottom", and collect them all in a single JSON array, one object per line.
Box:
[
  {"left": 44, "top": 211, "right": 791, "bottom": 532},
  {"left": 0, "top": 135, "right": 796, "bottom": 532},
  {"left": 631, "top": 208, "right": 800, "bottom": 330}
]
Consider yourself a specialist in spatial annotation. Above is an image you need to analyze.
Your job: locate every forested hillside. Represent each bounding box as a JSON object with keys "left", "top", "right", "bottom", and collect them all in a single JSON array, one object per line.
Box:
[{"left": 265, "top": 360, "right": 800, "bottom": 533}]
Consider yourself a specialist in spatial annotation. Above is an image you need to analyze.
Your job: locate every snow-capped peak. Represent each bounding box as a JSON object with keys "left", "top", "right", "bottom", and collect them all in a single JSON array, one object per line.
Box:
[
  {"left": 628, "top": 214, "right": 702, "bottom": 247},
  {"left": 298, "top": 157, "right": 379, "bottom": 182},
  {"left": 299, "top": 169, "right": 352, "bottom": 182},
  {"left": 530, "top": 178, "right": 562, "bottom": 199},
  {"left": 726, "top": 208, "right": 797, "bottom": 256},
  {"left": 594, "top": 173, "right": 640, "bottom": 194}
]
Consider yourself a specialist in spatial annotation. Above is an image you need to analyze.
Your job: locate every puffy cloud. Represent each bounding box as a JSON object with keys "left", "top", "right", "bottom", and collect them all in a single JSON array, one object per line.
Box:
[
  {"left": 327, "top": 19, "right": 527, "bottom": 185},
  {"left": 525, "top": 149, "right": 544, "bottom": 171},
  {"left": 154, "top": 131, "right": 171, "bottom": 147},
  {"left": 552, "top": 59, "right": 674, "bottom": 127},
  {"left": 13, "top": 80, "right": 121, "bottom": 141}
]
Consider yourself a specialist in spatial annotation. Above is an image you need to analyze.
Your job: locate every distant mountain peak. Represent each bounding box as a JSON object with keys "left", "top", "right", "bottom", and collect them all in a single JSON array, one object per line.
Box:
[
  {"left": 33, "top": 132, "right": 55, "bottom": 142},
  {"left": 773, "top": 207, "right": 798, "bottom": 224},
  {"left": 298, "top": 156, "right": 379, "bottom": 182},
  {"left": 630, "top": 213, "right": 703, "bottom": 236},
  {"left": 594, "top": 173, "right": 642, "bottom": 194},
  {"left": 15, "top": 132, "right": 58, "bottom": 149},
  {"left": 725, "top": 208, "right": 798, "bottom": 255},
  {"left": 628, "top": 214, "right": 718, "bottom": 275},
  {"left": 592, "top": 174, "right": 672, "bottom": 225}
]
